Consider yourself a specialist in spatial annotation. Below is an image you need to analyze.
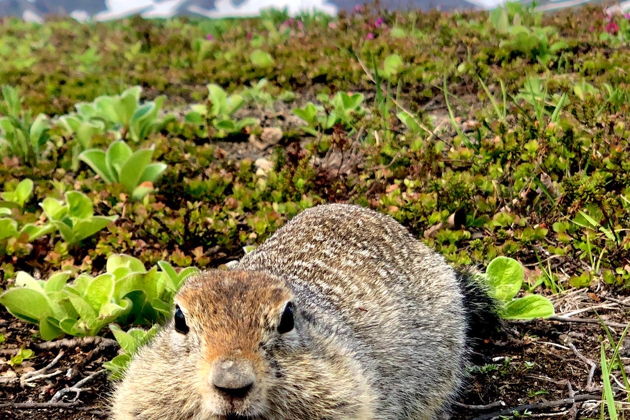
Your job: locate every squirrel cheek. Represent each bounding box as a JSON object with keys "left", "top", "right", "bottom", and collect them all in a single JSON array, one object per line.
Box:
[{"left": 169, "top": 328, "right": 192, "bottom": 351}]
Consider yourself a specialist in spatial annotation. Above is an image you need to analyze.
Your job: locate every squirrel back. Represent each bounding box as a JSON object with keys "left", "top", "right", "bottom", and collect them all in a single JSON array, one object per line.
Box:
[{"left": 110, "top": 204, "right": 497, "bottom": 420}]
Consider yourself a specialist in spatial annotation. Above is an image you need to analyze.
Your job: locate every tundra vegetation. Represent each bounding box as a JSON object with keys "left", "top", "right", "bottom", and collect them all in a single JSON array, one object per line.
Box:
[{"left": 0, "top": 3, "right": 628, "bottom": 419}]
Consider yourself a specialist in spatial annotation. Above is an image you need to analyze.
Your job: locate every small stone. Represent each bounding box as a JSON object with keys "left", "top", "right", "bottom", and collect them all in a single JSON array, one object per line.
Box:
[
  {"left": 254, "top": 158, "right": 274, "bottom": 177},
  {"left": 261, "top": 127, "right": 283, "bottom": 145}
]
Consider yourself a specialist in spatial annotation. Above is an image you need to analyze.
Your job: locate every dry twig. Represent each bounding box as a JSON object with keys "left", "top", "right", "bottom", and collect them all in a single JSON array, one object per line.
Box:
[
  {"left": 548, "top": 315, "right": 628, "bottom": 329},
  {"left": 34, "top": 337, "right": 117, "bottom": 350},
  {"left": 471, "top": 394, "right": 601, "bottom": 420},
  {"left": 0, "top": 401, "right": 80, "bottom": 409},
  {"left": 50, "top": 369, "right": 105, "bottom": 403},
  {"left": 567, "top": 342, "right": 597, "bottom": 391},
  {"left": 452, "top": 400, "right": 505, "bottom": 411},
  {"left": 20, "top": 351, "right": 64, "bottom": 387}
]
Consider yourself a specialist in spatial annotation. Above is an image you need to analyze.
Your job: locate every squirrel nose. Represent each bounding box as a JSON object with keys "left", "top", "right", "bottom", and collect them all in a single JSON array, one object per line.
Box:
[{"left": 212, "top": 359, "right": 255, "bottom": 399}]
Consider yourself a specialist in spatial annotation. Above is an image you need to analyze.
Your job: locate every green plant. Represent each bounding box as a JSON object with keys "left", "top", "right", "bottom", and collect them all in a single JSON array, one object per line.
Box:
[
  {"left": 58, "top": 114, "right": 107, "bottom": 170},
  {"left": 67, "top": 86, "right": 169, "bottom": 143},
  {"left": 8, "top": 348, "right": 34, "bottom": 366},
  {"left": 0, "top": 214, "right": 53, "bottom": 247},
  {"left": 103, "top": 324, "right": 159, "bottom": 379},
  {"left": 0, "top": 85, "right": 51, "bottom": 164},
  {"left": 0, "top": 179, "right": 54, "bottom": 252},
  {"left": 41, "top": 191, "right": 118, "bottom": 245},
  {"left": 0, "top": 254, "right": 198, "bottom": 340},
  {"left": 489, "top": 2, "right": 567, "bottom": 64},
  {"left": 293, "top": 92, "right": 365, "bottom": 135},
  {"left": 484, "top": 256, "right": 555, "bottom": 320},
  {"left": 186, "top": 84, "right": 258, "bottom": 138},
  {"left": 79, "top": 140, "right": 167, "bottom": 200},
  {"left": 516, "top": 77, "right": 568, "bottom": 127},
  {"left": 477, "top": 76, "right": 507, "bottom": 122},
  {"left": 1, "top": 178, "right": 33, "bottom": 208},
  {"left": 599, "top": 323, "right": 629, "bottom": 419},
  {"left": 241, "top": 79, "right": 295, "bottom": 108},
  {"left": 250, "top": 49, "right": 275, "bottom": 68},
  {"left": 443, "top": 79, "right": 475, "bottom": 149},
  {"left": 381, "top": 54, "right": 404, "bottom": 80}
]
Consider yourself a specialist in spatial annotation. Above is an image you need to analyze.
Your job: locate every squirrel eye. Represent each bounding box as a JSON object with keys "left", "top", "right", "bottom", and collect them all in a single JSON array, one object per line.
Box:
[
  {"left": 174, "top": 305, "right": 189, "bottom": 334},
  {"left": 277, "top": 301, "right": 294, "bottom": 334}
]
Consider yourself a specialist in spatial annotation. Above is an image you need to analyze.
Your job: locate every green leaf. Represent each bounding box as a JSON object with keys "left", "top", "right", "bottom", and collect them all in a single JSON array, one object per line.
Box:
[
  {"left": 139, "top": 163, "right": 167, "bottom": 184},
  {"left": 207, "top": 84, "right": 228, "bottom": 117},
  {"left": 84, "top": 273, "right": 115, "bottom": 310},
  {"left": 293, "top": 103, "right": 319, "bottom": 126},
  {"left": 11, "top": 178, "right": 33, "bottom": 207},
  {"left": 250, "top": 49, "right": 275, "bottom": 68},
  {"left": 70, "top": 215, "right": 117, "bottom": 244},
  {"left": 0, "top": 288, "right": 52, "bottom": 324},
  {"left": 185, "top": 111, "right": 204, "bottom": 124},
  {"left": 40, "top": 197, "right": 67, "bottom": 221},
  {"left": 66, "top": 191, "right": 93, "bottom": 219},
  {"left": 66, "top": 292, "right": 97, "bottom": 321},
  {"left": 9, "top": 348, "right": 34, "bottom": 366},
  {"left": 149, "top": 298, "right": 172, "bottom": 317},
  {"left": 14, "top": 271, "right": 44, "bottom": 291},
  {"left": 20, "top": 223, "right": 55, "bottom": 241},
  {"left": 109, "top": 323, "right": 136, "bottom": 353},
  {"left": 177, "top": 267, "right": 199, "bottom": 289},
  {"left": 98, "top": 300, "right": 130, "bottom": 320},
  {"left": 117, "top": 87, "right": 141, "bottom": 125},
  {"left": 0, "top": 217, "right": 18, "bottom": 240},
  {"left": 107, "top": 254, "right": 146, "bottom": 274},
  {"left": 132, "top": 183, "right": 154, "bottom": 201},
  {"left": 59, "top": 318, "right": 80, "bottom": 335},
  {"left": 157, "top": 261, "right": 179, "bottom": 290},
  {"left": 44, "top": 272, "right": 71, "bottom": 292},
  {"left": 119, "top": 148, "right": 153, "bottom": 194},
  {"left": 396, "top": 111, "right": 422, "bottom": 134},
  {"left": 94, "top": 96, "right": 120, "bottom": 125},
  {"left": 79, "top": 149, "right": 114, "bottom": 183},
  {"left": 382, "top": 54, "right": 404, "bottom": 79},
  {"left": 103, "top": 353, "right": 131, "bottom": 380},
  {"left": 39, "top": 318, "right": 63, "bottom": 340},
  {"left": 501, "top": 295, "right": 555, "bottom": 320},
  {"left": 601, "top": 345, "right": 618, "bottom": 419},
  {"left": 106, "top": 141, "right": 133, "bottom": 182},
  {"left": 338, "top": 92, "right": 364, "bottom": 111},
  {"left": 51, "top": 220, "right": 74, "bottom": 243},
  {"left": 486, "top": 256, "right": 524, "bottom": 302}
]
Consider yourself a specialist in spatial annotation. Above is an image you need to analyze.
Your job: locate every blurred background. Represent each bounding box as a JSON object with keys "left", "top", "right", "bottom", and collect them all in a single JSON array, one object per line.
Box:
[{"left": 1, "top": 0, "right": 624, "bottom": 21}]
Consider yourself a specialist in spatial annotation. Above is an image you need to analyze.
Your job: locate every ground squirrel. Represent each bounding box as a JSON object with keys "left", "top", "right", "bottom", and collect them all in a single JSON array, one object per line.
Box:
[{"left": 110, "top": 204, "right": 497, "bottom": 419}]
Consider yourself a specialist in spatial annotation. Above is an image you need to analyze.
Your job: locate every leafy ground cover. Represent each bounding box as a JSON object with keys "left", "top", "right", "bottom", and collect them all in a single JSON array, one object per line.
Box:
[{"left": 0, "top": 3, "right": 629, "bottom": 419}]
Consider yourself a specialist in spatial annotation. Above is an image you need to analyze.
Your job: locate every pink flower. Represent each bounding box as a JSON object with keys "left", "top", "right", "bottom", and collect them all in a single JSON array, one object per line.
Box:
[
  {"left": 624, "top": 13, "right": 630, "bottom": 19},
  {"left": 605, "top": 19, "right": 620, "bottom": 34},
  {"left": 328, "top": 22, "right": 338, "bottom": 30},
  {"left": 205, "top": 34, "right": 214, "bottom": 41},
  {"left": 354, "top": 5, "right": 365, "bottom": 13},
  {"left": 366, "top": 32, "right": 375, "bottom": 40},
  {"left": 374, "top": 17, "right": 385, "bottom": 28}
]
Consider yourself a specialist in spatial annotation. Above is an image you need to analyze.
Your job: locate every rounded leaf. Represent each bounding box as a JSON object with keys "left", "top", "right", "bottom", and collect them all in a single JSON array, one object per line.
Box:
[
  {"left": 0, "top": 288, "right": 52, "bottom": 324},
  {"left": 486, "top": 256, "right": 524, "bottom": 302},
  {"left": 501, "top": 295, "right": 555, "bottom": 320}
]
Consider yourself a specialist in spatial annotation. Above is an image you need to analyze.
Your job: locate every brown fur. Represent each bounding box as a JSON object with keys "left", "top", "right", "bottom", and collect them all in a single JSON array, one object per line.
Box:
[{"left": 110, "top": 204, "right": 495, "bottom": 419}]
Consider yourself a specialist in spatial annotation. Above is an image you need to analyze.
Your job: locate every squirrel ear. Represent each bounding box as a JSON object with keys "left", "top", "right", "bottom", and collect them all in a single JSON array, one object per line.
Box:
[{"left": 277, "top": 301, "right": 294, "bottom": 334}]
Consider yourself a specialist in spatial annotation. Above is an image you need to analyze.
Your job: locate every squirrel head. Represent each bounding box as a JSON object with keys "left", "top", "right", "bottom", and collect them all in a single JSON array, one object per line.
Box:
[{"left": 171, "top": 269, "right": 296, "bottom": 417}]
